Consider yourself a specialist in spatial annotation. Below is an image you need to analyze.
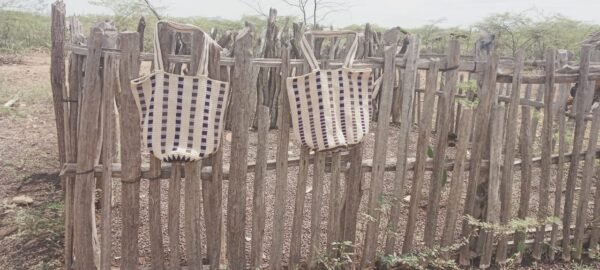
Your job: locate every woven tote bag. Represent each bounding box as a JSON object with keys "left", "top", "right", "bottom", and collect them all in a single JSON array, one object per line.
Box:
[
  {"left": 286, "top": 33, "right": 378, "bottom": 151},
  {"left": 131, "top": 21, "right": 230, "bottom": 162}
]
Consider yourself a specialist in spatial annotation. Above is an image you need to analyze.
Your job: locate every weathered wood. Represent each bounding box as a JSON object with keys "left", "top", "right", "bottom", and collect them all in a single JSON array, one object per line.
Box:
[
  {"left": 495, "top": 51, "right": 524, "bottom": 264},
  {"left": 415, "top": 73, "right": 422, "bottom": 125},
  {"left": 227, "top": 26, "right": 254, "bottom": 270},
  {"left": 532, "top": 48, "right": 556, "bottom": 260},
  {"left": 289, "top": 147, "right": 310, "bottom": 269},
  {"left": 572, "top": 45, "right": 598, "bottom": 260},
  {"left": 440, "top": 108, "right": 473, "bottom": 247},
  {"left": 204, "top": 41, "right": 225, "bottom": 270},
  {"left": 454, "top": 74, "right": 465, "bottom": 135},
  {"left": 73, "top": 27, "right": 104, "bottom": 270},
  {"left": 480, "top": 105, "right": 505, "bottom": 269},
  {"left": 168, "top": 164, "right": 182, "bottom": 270},
  {"left": 65, "top": 50, "right": 83, "bottom": 270},
  {"left": 251, "top": 106, "right": 269, "bottom": 269},
  {"left": 589, "top": 110, "right": 600, "bottom": 249},
  {"left": 529, "top": 85, "right": 545, "bottom": 152},
  {"left": 401, "top": 58, "right": 439, "bottom": 254},
  {"left": 100, "top": 54, "right": 117, "bottom": 270},
  {"left": 549, "top": 94, "right": 567, "bottom": 261},
  {"left": 308, "top": 151, "right": 327, "bottom": 268},
  {"left": 184, "top": 162, "right": 203, "bottom": 270},
  {"left": 361, "top": 29, "right": 402, "bottom": 267},
  {"left": 514, "top": 84, "right": 534, "bottom": 253},
  {"left": 459, "top": 54, "right": 498, "bottom": 266},
  {"left": 53, "top": 5, "right": 73, "bottom": 267},
  {"left": 118, "top": 32, "right": 142, "bottom": 270},
  {"left": 424, "top": 39, "right": 461, "bottom": 246},
  {"left": 149, "top": 156, "right": 166, "bottom": 270},
  {"left": 253, "top": 8, "right": 279, "bottom": 128},
  {"left": 137, "top": 17, "right": 146, "bottom": 51},
  {"left": 51, "top": 0, "right": 67, "bottom": 166},
  {"left": 562, "top": 45, "right": 593, "bottom": 261},
  {"left": 339, "top": 143, "right": 363, "bottom": 252},
  {"left": 326, "top": 152, "right": 343, "bottom": 255},
  {"left": 269, "top": 48, "right": 291, "bottom": 270}
]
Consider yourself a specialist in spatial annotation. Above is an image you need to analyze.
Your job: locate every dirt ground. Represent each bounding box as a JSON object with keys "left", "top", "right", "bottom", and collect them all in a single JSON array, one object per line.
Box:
[{"left": 0, "top": 53, "right": 599, "bottom": 270}]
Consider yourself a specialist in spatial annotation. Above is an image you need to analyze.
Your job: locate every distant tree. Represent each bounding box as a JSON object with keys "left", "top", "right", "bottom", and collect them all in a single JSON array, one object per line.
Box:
[
  {"left": 89, "top": 0, "right": 164, "bottom": 28},
  {"left": 0, "top": 0, "right": 48, "bottom": 12}
]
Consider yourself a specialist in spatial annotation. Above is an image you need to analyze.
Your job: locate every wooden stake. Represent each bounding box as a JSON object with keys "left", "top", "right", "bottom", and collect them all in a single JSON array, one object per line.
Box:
[
  {"left": 424, "top": 39, "right": 461, "bottom": 246},
  {"left": 440, "top": 108, "right": 474, "bottom": 247},
  {"left": 533, "top": 48, "right": 556, "bottom": 260},
  {"left": 562, "top": 45, "right": 593, "bottom": 261},
  {"left": 227, "top": 25, "right": 254, "bottom": 269},
  {"left": 514, "top": 84, "right": 534, "bottom": 254},
  {"left": 572, "top": 45, "right": 598, "bottom": 260},
  {"left": 289, "top": 147, "right": 310, "bottom": 269},
  {"left": 480, "top": 105, "right": 505, "bottom": 269},
  {"left": 251, "top": 106, "right": 270, "bottom": 269},
  {"left": 73, "top": 27, "right": 104, "bottom": 270},
  {"left": 459, "top": 54, "right": 498, "bottom": 266},
  {"left": 308, "top": 151, "right": 326, "bottom": 268},
  {"left": 495, "top": 51, "right": 524, "bottom": 264},
  {"left": 184, "top": 162, "right": 203, "bottom": 270},
  {"left": 117, "top": 32, "right": 142, "bottom": 270},
  {"left": 361, "top": 29, "right": 402, "bottom": 268},
  {"left": 269, "top": 48, "right": 291, "bottom": 270},
  {"left": 168, "top": 164, "right": 182, "bottom": 269},
  {"left": 99, "top": 54, "right": 117, "bottom": 270},
  {"left": 400, "top": 58, "right": 439, "bottom": 254}
]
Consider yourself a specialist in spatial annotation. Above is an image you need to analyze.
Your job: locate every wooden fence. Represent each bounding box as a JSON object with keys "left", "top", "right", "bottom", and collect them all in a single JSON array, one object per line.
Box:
[{"left": 49, "top": 2, "right": 600, "bottom": 269}]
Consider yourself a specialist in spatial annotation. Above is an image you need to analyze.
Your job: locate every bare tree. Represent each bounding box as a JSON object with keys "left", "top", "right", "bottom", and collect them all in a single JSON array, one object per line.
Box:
[{"left": 240, "top": 0, "right": 349, "bottom": 27}]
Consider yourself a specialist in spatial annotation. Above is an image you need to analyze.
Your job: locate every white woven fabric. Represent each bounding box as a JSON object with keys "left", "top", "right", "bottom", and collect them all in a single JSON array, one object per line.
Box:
[
  {"left": 131, "top": 21, "right": 230, "bottom": 162},
  {"left": 286, "top": 33, "right": 379, "bottom": 151}
]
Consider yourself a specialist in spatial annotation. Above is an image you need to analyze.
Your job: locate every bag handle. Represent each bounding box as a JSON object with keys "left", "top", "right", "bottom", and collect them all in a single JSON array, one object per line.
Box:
[
  {"left": 153, "top": 20, "right": 220, "bottom": 76},
  {"left": 299, "top": 31, "right": 361, "bottom": 71}
]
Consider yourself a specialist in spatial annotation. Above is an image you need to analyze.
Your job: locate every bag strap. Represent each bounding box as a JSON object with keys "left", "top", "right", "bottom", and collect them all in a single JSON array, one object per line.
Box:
[
  {"left": 300, "top": 35, "right": 321, "bottom": 71},
  {"left": 300, "top": 31, "right": 361, "bottom": 71},
  {"left": 153, "top": 20, "right": 221, "bottom": 76}
]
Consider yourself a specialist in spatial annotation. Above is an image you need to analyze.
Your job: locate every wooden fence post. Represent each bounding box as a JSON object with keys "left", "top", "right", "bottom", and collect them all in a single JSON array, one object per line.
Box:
[
  {"left": 562, "top": 44, "right": 593, "bottom": 261},
  {"left": 99, "top": 53, "right": 117, "bottom": 270},
  {"left": 251, "top": 105, "right": 270, "bottom": 269},
  {"left": 572, "top": 44, "right": 597, "bottom": 260},
  {"left": 495, "top": 50, "right": 524, "bottom": 264},
  {"left": 227, "top": 25, "right": 254, "bottom": 270},
  {"left": 423, "top": 39, "right": 461, "bottom": 246},
  {"left": 360, "top": 28, "right": 401, "bottom": 268},
  {"left": 204, "top": 40, "right": 226, "bottom": 270},
  {"left": 51, "top": 0, "right": 67, "bottom": 166},
  {"left": 459, "top": 53, "right": 498, "bottom": 266},
  {"left": 480, "top": 104, "right": 505, "bottom": 269},
  {"left": 73, "top": 27, "right": 104, "bottom": 270},
  {"left": 269, "top": 48, "right": 291, "bottom": 270},
  {"left": 440, "top": 108, "right": 474, "bottom": 247},
  {"left": 117, "top": 32, "right": 142, "bottom": 270},
  {"left": 514, "top": 84, "right": 533, "bottom": 256},
  {"left": 400, "top": 57, "right": 438, "bottom": 253},
  {"left": 532, "top": 48, "right": 556, "bottom": 260}
]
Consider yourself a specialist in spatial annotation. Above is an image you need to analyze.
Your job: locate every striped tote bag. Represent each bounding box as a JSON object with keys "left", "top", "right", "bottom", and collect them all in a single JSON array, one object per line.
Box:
[
  {"left": 131, "top": 21, "right": 230, "bottom": 162},
  {"left": 286, "top": 32, "right": 378, "bottom": 151}
]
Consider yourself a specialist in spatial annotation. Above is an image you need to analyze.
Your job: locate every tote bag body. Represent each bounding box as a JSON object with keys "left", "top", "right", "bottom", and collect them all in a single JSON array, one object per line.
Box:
[
  {"left": 131, "top": 21, "right": 230, "bottom": 162},
  {"left": 286, "top": 33, "right": 376, "bottom": 151}
]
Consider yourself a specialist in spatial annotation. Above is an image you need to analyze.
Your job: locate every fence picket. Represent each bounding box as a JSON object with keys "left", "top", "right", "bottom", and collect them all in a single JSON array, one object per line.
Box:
[{"left": 562, "top": 44, "right": 593, "bottom": 261}]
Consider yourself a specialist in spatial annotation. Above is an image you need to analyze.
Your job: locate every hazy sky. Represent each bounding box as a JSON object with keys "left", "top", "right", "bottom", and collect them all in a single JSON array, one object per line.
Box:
[{"left": 63, "top": 0, "right": 600, "bottom": 28}]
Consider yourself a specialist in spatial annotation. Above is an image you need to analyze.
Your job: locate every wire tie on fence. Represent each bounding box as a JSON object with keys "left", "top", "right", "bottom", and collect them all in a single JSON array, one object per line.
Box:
[
  {"left": 75, "top": 168, "right": 95, "bottom": 175},
  {"left": 62, "top": 99, "right": 78, "bottom": 103},
  {"left": 440, "top": 65, "right": 460, "bottom": 72}
]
